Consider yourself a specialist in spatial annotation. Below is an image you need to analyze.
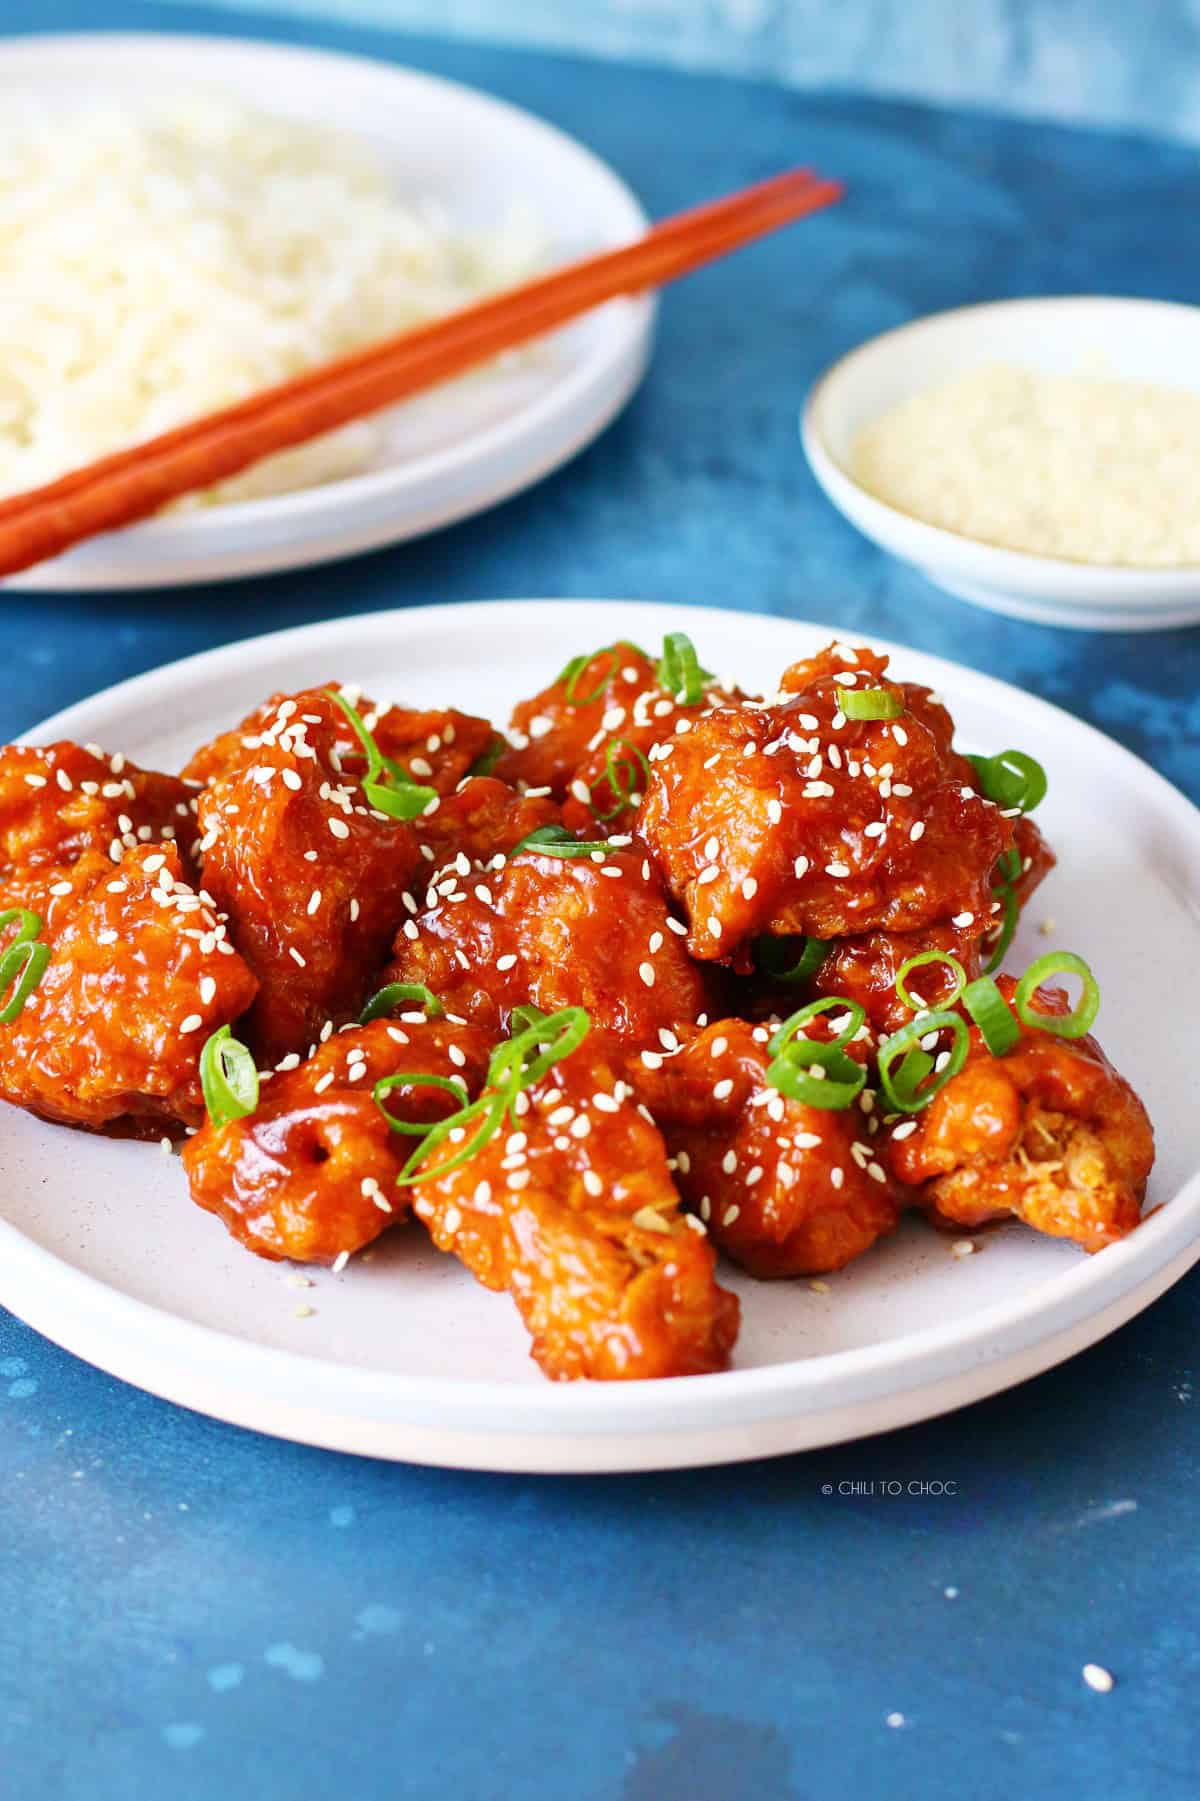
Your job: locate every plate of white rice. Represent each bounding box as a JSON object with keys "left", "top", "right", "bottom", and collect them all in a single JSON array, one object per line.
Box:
[{"left": 0, "top": 33, "right": 654, "bottom": 590}]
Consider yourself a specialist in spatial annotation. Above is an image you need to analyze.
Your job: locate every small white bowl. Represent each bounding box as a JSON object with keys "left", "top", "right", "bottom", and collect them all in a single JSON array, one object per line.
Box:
[{"left": 802, "top": 296, "right": 1200, "bottom": 632}]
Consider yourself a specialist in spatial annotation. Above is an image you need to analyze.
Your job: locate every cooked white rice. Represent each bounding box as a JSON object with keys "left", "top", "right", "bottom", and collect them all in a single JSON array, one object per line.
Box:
[{"left": 0, "top": 95, "right": 543, "bottom": 507}]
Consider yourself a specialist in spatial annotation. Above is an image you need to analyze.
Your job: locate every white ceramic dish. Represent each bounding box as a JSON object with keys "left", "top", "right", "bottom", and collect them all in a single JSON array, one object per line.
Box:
[
  {"left": 803, "top": 297, "right": 1200, "bottom": 632},
  {"left": 2, "top": 599, "right": 1198, "bottom": 1472},
  {"left": 0, "top": 34, "right": 654, "bottom": 592}
]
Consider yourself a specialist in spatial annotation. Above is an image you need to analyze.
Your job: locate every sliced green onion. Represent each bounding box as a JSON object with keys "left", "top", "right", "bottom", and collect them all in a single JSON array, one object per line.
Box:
[
  {"left": 510, "top": 824, "right": 612, "bottom": 859},
  {"left": 589, "top": 738, "right": 651, "bottom": 823},
  {"left": 466, "top": 734, "right": 507, "bottom": 779},
  {"left": 394, "top": 1093, "right": 505, "bottom": 1186},
  {"left": 374, "top": 1070, "right": 469, "bottom": 1135},
  {"left": 765, "top": 1040, "right": 866, "bottom": 1110},
  {"left": 0, "top": 907, "right": 44, "bottom": 944},
  {"left": 326, "top": 687, "right": 438, "bottom": 820},
  {"left": 559, "top": 646, "right": 620, "bottom": 707},
  {"left": 381, "top": 1006, "right": 592, "bottom": 1187},
  {"left": 756, "top": 935, "right": 829, "bottom": 985},
  {"left": 1014, "top": 952, "right": 1100, "bottom": 1040},
  {"left": 984, "top": 881, "right": 1020, "bottom": 975},
  {"left": 488, "top": 1006, "right": 591, "bottom": 1091},
  {"left": 0, "top": 937, "right": 49, "bottom": 1025},
  {"left": 510, "top": 1003, "right": 547, "bottom": 1034},
  {"left": 967, "top": 749, "right": 1048, "bottom": 814},
  {"left": 768, "top": 996, "right": 866, "bottom": 1060},
  {"left": 895, "top": 951, "right": 967, "bottom": 1012},
  {"left": 839, "top": 688, "right": 904, "bottom": 722},
  {"left": 961, "top": 975, "right": 1020, "bottom": 1057},
  {"left": 199, "top": 1025, "right": 259, "bottom": 1127},
  {"left": 655, "top": 632, "right": 712, "bottom": 707},
  {"left": 877, "top": 1011, "right": 969, "bottom": 1113},
  {"left": 359, "top": 982, "right": 443, "bottom": 1025}
]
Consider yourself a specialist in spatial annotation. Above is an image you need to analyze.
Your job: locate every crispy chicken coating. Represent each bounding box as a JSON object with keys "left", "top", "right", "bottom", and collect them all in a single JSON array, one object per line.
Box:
[
  {"left": 194, "top": 689, "right": 421, "bottom": 1065},
  {"left": 0, "top": 740, "right": 199, "bottom": 876},
  {"left": 409, "top": 1035, "right": 739, "bottom": 1379},
  {"left": 385, "top": 841, "right": 719, "bottom": 1046},
  {"left": 638, "top": 643, "right": 1013, "bottom": 961},
  {"left": 634, "top": 1019, "right": 900, "bottom": 1276},
  {"left": 182, "top": 1014, "right": 493, "bottom": 1263},
  {"left": 496, "top": 639, "right": 735, "bottom": 807},
  {"left": 884, "top": 979, "right": 1153, "bottom": 1252},
  {"left": 408, "top": 775, "right": 560, "bottom": 869},
  {"left": 0, "top": 843, "right": 256, "bottom": 1131},
  {"left": 182, "top": 684, "right": 494, "bottom": 795}
]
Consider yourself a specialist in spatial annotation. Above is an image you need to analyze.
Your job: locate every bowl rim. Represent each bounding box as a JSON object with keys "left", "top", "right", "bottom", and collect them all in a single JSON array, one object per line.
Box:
[{"left": 801, "top": 293, "right": 1200, "bottom": 594}]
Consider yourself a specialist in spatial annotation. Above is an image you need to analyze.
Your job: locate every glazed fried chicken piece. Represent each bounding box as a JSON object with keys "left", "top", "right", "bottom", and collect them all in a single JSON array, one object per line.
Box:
[
  {"left": 182, "top": 684, "right": 495, "bottom": 796},
  {"left": 0, "top": 740, "right": 199, "bottom": 876},
  {"left": 409, "top": 1035, "right": 739, "bottom": 1380},
  {"left": 634, "top": 1019, "right": 900, "bottom": 1276},
  {"left": 385, "top": 840, "right": 719, "bottom": 1047},
  {"left": 495, "top": 639, "right": 734, "bottom": 810},
  {"left": 0, "top": 843, "right": 256, "bottom": 1132},
  {"left": 883, "top": 979, "right": 1153, "bottom": 1252},
  {"left": 408, "top": 775, "right": 560, "bottom": 869},
  {"left": 182, "top": 1013, "right": 493, "bottom": 1264},
  {"left": 638, "top": 642, "right": 1013, "bottom": 961},
  {"left": 808, "top": 923, "right": 983, "bottom": 1036},
  {"left": 194, "top": 689, "right": 421, "bottom": 1066}
]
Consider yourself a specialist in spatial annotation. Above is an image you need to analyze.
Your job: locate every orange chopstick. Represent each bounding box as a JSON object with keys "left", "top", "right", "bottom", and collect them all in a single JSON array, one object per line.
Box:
[{"left": 0, "top": 168, "right": 842, "bottom": 575}]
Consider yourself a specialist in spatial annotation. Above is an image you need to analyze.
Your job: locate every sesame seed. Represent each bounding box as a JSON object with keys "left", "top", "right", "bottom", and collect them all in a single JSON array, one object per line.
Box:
[
  {"left": 721, "top": 1150, "right": 738, "bottom": 1174},
  {"left": 641, "top": 1051, "right": 664, "bottom": 1070},
  {"left": 707, "top": 918, "right": 723, "bottom": 940},
  {"left": 332, "top": 1251, "right": 350, "bottom": 1273},
  {"left": 794, "top": 855, "right": 809, "bottom": 879},
  {"left": 583, "top": 1170, "right": 604, "bottom": 1197},
  {"left": 713, "top": 1078, "right": 734, "bottom": 1100},
  {"left": 507, "top": 1170, "right": 531, "bottom": 1191},
  {"left": 741, "top": 876, "right": 758, "bottom": 900},
  {"left": 666, "top": 917, "right": 688, "bottom": 936},
  {"left": 830, "top": 1167, "right": 845, "bottom": 1189},
  {"left": 306, "top": 889, "right": 322, "bottom": 916},
  {"left": 810, "top": 1279, "right": 832, "bottom": 1295},
  {"left": 631, "top": 1206, "right": 671, "bottom": 1234},
  {"left": 910, "top": 822, "right": 926, "bottom": 843},
  {"left": 825, "top": 861, "right": 851, "bottom": 878},
  {"left": 281, "top": 768, "right": 303, "bottom": 792},
  {"left": 767, "top": 799, "right": 783, "bottom": 825},
  {"left": 328, "top": 817, "right": 350, "bottom": 840},
  {"left": 892, "top": 1120, "right": 918, "bottom": 1140},
  {"left": 951, "top": 1239, "right": 976, "bottom": 1259},
  {"left": 722, "top": 1204, "right": 740, "bottom": 1226},
  {"left": 289, "top": 947, "right": 307, "bottom": 967},
  {"left": 1082, "top": 1665, "right": 1114, "bottom": 1694}
]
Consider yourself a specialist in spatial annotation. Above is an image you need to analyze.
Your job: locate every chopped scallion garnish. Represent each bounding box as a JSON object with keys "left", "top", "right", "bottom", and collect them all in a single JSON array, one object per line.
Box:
[
  {"left": 756, "top": 935, "right": 829, "bottom": 985},
  {"left": 967, "top": 749, "right": 1048, "bottom": 815},
  {"left": 326, "top": 687, "right": 439, "bottom": 821},
  {"left": 840, "top": 688, "right": 904, "bottom": 722},
  {"left": 655, "top": 632, "right": 712, "bottom": 707},
  {"left": 877, "top": 1011, "right": 969, "bottom": 1113},
  {"left": 589, "top": 737, "right": 650, "bottom": 823},
  {"left": 961, "top": 975, "right": 1021, "bottom": 1057},
  {"left": 359, "top": 982, "right": 443, "bottom": 1025},
  {"left": 1014, "top": 952, "right": 1100, "bottom": 1040},
  {"left": 0, "top": 908, "right": 50, "bottom": 1025},
  {"left": 376, "top": 1006, "right": 591, "bottom": 1187},
  {"left": 895, "top": 950, "right": 967, "bottom": 1013},
  {"left": 510, "top": 824, "right": 612, "bottom": 859},
  {"left": 765, "top": 996, "right": 868, "bottom": 1111},
  {"left": 199, "top": 1025, "right": 259, "bottom": 1127}
]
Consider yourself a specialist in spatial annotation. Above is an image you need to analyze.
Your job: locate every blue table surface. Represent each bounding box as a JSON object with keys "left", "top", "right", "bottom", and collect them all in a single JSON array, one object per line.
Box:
[{"left": 3, "top": 6, "right": 1199, "bottom": 1797}]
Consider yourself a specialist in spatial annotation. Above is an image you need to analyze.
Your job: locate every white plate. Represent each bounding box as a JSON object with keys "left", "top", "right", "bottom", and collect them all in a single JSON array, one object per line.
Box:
[
  {"left": 0, "top": 35, "right": 653, "bottom": 592},
  {"left": 802, "top": 297, "right": 1200, "bottom": 631},
  {"left": 3, "top": 600, "right": 1199, "bottom": 1472}
]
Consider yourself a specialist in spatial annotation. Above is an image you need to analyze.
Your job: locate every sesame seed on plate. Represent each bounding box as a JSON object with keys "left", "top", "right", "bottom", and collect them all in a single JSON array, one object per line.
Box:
[{"left": 1082, "top": 1665, "right": 1114, "bottom": 1693}]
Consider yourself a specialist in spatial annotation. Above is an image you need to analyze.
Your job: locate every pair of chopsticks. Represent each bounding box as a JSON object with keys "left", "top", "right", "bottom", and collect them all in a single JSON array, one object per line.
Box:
[{"left": 0, "top": 168, "right": 841, "bottom": 577}]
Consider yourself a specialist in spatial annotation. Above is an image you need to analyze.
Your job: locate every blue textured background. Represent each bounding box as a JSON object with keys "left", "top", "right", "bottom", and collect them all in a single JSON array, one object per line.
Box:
[
  {"left": 2, "top": 7, "right": 1199, "bottom": 1799},
  {"left": 163, "top": 0, "right": 1200, "bottom": 144}
]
